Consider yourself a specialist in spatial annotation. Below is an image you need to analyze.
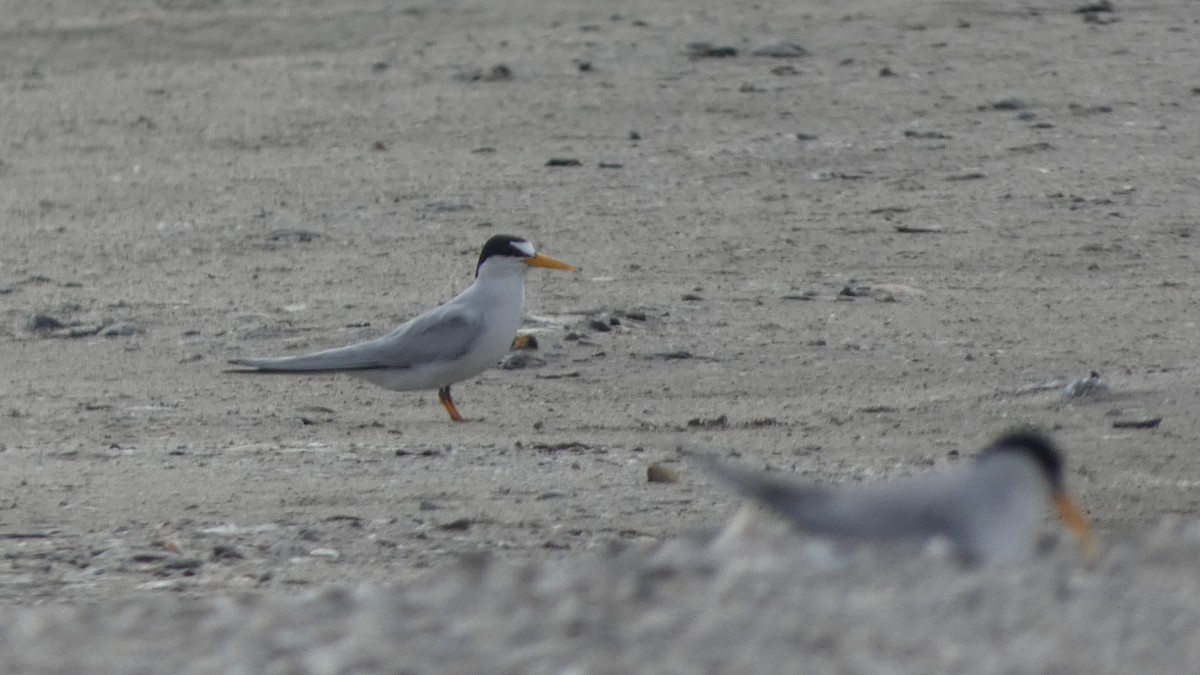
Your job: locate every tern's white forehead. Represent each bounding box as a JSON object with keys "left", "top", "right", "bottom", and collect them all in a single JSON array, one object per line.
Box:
[{"left": 512, "top": 240, "right": 535, "bottom": 257}]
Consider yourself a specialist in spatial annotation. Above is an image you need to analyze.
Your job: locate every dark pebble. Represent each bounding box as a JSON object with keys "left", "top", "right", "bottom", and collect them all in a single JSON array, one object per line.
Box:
[
  {"left": 904, "top": 129, "right": 949, "bottom": 139},
  {"left": 990, "top": 97, "right": 1028, "bottom": 111},
  {"left": 1074, "top": 0, "right": 1114, "bottom": 13},
  {"left": 686, "top": 42, "right": 738, "bottom": 59},
  {"left": 546, "top": 158, "right": 583, "bottom": 167},
  {"left": 26, "top": 313, "right": 63, "bottom": 332}
]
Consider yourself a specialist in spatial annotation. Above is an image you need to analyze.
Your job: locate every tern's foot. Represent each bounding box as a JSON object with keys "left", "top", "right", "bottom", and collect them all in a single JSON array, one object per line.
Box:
[{"left": 438, "top": 386, "right": 465, "bottom": 422}]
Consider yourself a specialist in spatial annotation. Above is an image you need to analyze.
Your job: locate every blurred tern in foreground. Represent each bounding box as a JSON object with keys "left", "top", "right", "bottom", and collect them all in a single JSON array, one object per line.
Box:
[
  {"left": 230, "top": 234, "right": 575, "bottom": 421},
  {"left": 692, "top": 430, "right": 1097, "bottom": 564}
]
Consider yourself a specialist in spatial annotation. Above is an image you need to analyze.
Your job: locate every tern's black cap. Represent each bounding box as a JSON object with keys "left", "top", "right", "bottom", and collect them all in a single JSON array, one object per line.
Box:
[
  {"left": 476, "top": 234, "right": 534, "bottom": 276},
  {"left": 979, "top": 430, "right": 1065, "bottom": 490}
]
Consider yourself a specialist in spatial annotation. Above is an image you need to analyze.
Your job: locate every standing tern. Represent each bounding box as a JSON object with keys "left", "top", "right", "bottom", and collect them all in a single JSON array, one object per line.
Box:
[
  {"left": 692, "top": 430, "right": 1097, "bottom": 564},
  {"left": 229, "top": 234, "right": 575, "bottom": 421}
]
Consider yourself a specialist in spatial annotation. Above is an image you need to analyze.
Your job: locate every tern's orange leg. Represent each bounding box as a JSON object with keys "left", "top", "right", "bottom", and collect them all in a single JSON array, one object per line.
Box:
[{"left": 438, "top": 386, "right": 465, "bottom": 422}]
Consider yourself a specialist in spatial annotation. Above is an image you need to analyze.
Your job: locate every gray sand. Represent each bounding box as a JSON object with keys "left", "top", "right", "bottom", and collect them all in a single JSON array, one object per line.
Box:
[{"left": 2, "top": 0, "right": 1199, "bottom": 671}]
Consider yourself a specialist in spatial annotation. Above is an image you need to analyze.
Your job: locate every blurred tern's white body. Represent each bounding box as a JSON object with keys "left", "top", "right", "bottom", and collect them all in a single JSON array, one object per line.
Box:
[{"left": 229, "top": 235, "right": 575, "bottom": 421}]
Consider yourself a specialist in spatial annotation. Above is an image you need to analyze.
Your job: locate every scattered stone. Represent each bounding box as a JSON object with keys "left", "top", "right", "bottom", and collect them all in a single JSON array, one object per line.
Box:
[
  {"left": 578, "top": 61, "right": 593, "bottom": 72},
  {"left": 26, "top": 313, "right": 63, "bottom": 332},
  {"left": 629, "top": 131, "right": 641, "bottom": 140},
  {"left": 532, "top": 441, "right": 593, "bottom": 453},
  {"left": 309, "top": 548, "right": 341, "bottom": 561},
  {"left": 989, "top": 97, "right": 1028, "bottom": 111},
  {"left": 945, "top": 171, "right": 986, "bottom": 181},
  {"left": 685, "top": 42, "right": 738, "bottom": 59},
  {"left": 1075, "top": 0, "right": 1114, "bottom": 11},
  {"left": 770, "top": 65, "right": 800, "bottom": 76},
  {"left": 456, "top": 64, "right": 513, "bottom": 82},
  {"left": 903, "top": 129, "right": 949, "bottom": 139},
  {"left": 646, "top": 350, "right": 694, "bottom": 361},
  {"left": 1062, "top": 371, "right": 1108, "bottom": 398},
  {"left": 598, "top": 162, "right": 624, "bottom": 169},
  {"left": 752, "top": 42, "right": 809, "bottom": 58},
  {"left": 536, "top": 491, "right": 565, "bottom": 500},
  {"left": 879, "top": 66, "right": 897, "bottom": 77},
  {"left": 647, "top": 464, "right": 679, "bottom": 484},
  {"left": 546, "top": 158, "right": 582, "bottom": 167},
  {"left": 511, "top": 335, "right": 539, "bottom": 350},
  {"left": 98, "top": 321, "right": 142, "bottom": 337},
  {"left": 438, "top": 518, "right": 472, "bottom": 531},
  {"left": 687, "top": 414, "right": 728, "bottom": 429},
  {"left": 894, "top": 224, "right": 944, "bottom": 233},
  {"left": 211, "top": 545, "right": 244, "bottom": 561},
  {"left": 795, "top": 132, "right": 818, "bottom": 141},
  {"left": 620, "top": 310, "right": 648, "bottom": 321},
  {"left": 267, "top": 229, "right": 322, "bottom": 242},
  {"left": 499, "top": 352, "right": 546, "bottom": 370},
  {"left": 1112, "top": 417, "right": 1162, "bottom": 430},
  {"left": 1009, "top": 141, "right": 1054, "bottom": 153},
  {"left": 586, "top": 318, "right": 612, "bottom": 333},
  {"left": 681, "top": 293, "right": 703, "bottom": 301}
]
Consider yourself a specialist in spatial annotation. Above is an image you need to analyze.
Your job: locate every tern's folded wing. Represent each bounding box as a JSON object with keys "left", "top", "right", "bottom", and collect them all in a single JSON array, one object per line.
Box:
[
  {"left": 697, "top": 453, "right": 961, "bottom": 541},
  {"left": 231, "top": 303, "right": 484, "bottom": 372}
]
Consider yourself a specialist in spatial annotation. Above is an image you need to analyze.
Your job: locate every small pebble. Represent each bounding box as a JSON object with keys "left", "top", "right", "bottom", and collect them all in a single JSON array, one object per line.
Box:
[
  {"left": 309, "top": 548, "right": 341, "bottom": 561},
  {"left": 991, "top": 97, "right": 1028, "bottom": 111},
  {"left": 511, "top": 335, "right": 539, "bottom": 350},
  {"left": 647, "top": 464, "right": 679, "bottom": 483},
  {"left": 586, "top": 318, "right": 612, "bottom": 333},
  {"left": 26, "top": 313, "right": 63, "bottom": 332},
  {"left": 685, "top": 42, "right": 738, "bottom": 59}
]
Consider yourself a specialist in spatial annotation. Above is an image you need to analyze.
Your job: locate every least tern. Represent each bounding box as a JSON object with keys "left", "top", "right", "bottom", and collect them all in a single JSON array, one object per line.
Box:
[
  {"left": 229, "top": 234, "right": 575, "bottom": 421},
  {"left": 693, "top": 430, "right": 1096, "bottom": 564}
]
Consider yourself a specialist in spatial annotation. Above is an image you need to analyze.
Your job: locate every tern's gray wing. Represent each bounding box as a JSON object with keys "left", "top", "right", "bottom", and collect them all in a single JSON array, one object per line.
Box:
[
  {"left": 696, "top": 453, "right": 962, "bottom": 541},
  {"left": 231, "top": 302, "right": 484, "bottom": 372}
]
